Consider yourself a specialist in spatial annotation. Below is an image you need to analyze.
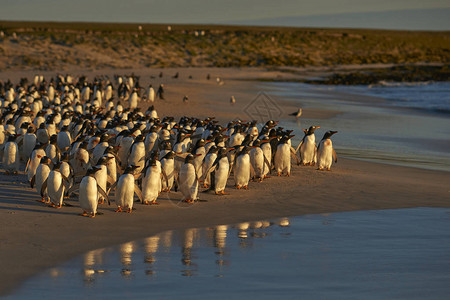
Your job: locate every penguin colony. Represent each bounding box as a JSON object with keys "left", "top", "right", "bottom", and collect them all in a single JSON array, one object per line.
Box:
[{"left": 0, "top": 74, "right": 338, "bottom": 217}]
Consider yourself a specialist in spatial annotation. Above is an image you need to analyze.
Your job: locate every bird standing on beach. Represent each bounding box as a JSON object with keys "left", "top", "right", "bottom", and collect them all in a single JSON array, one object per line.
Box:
[
  {"left": 230, "top": 96, "right": 236, "bottom": 105},
  {"left": 289, "top": 108, "right": 302, "bottom": 118}
]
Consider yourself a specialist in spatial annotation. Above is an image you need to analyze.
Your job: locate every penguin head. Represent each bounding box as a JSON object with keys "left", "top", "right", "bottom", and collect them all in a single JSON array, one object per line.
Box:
[
  {"left": 208, "top": 145, "right": 219, "bottom": 154},
  {"left": 184, "top": 154, "right": 195, "bottom": 164},
  {"left": 49, "top": 134, "right": 58, "bottom": 144},
  {"left": 134, "top": 134, "right": 145, "bottom": 143},
  {"left": 60, "top": 152, "right": 69, "bottom": 162},
  {"left": 161, "top": 140, "right": 172, "bottom": 150},
  {"left": 252, "top": 139, "right": 262, "bottom": 147},
  {"left": 322, "top": 131, "right": 338, "bottom": 140},
  {"left": 40, "top": 156, "right": 51, "bottom": 165},
  {"left": 27, "top": 126, "right": 35, "bottom": 134},
  {"left": 124, "top": 164, "right": 140, "bottom": 174},
  {"left": 86, "top": 166, "right": 102, "bottom": 176},
  {"left": 306, "top": 126, "right": 320, "bottom": 135},
  {"left": 161, "top": 150, "right": 176, "bottom": 160},
  {"left": 97, "top": 156, "right": 113, "bottom": 165}
]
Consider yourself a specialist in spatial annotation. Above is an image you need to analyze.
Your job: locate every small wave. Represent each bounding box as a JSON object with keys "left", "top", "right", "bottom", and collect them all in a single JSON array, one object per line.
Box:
[{"left": 369, "top": 80, "right": 433, "bottom": 88}]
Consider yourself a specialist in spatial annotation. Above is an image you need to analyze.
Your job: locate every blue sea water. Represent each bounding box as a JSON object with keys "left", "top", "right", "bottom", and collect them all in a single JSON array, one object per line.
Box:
[
  {"left": 5, "top": 208, "right": 450, "bottom": 299},
  {"left": 260, "top": 81, "right": 450, "bottom": 171},
  {"left": 342, "top": 81, "right": 450, "bottom": 114}
]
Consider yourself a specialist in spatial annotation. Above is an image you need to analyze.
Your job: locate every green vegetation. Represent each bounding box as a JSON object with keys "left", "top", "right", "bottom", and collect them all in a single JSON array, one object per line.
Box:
[{"left": 0, "top": 21, "right": 448, "bottom": 70}]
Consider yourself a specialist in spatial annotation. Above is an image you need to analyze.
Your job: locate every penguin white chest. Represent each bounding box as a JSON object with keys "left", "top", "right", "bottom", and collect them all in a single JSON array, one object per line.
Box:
[
  {"left": 116, "top": 174, "right": 135, "bottom": 209},
  {"left": 79, "top": 176, "right": 98, "bottom": 213},
  {"left": 179, "top": 163, "right": 198, "bottom": 201},
  {"left": 234, "top": 154, "right": 250, "bottom": 188}
]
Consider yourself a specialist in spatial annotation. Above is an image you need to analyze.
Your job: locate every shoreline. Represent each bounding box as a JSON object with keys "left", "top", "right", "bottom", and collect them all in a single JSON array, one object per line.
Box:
[{"left": 1, "top": 67, "right": 449, "bottom": 296}]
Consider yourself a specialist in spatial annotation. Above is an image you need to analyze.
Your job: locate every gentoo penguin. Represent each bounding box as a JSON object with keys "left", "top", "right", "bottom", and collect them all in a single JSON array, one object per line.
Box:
[
  {"left": 317, "top": 131, "right": 338, "bottom": 171},
  {"left": 92, "top": 134, "right": 110, "bottom": 165},
  {"left": 249, "top": 139, "right": 265, "bottom": 182},
  {"left": 141, "top": 156, "right": 162, "bottom": 205},
  {"left": 234, "top": 146, "right": 251, "bottom": 189},
  {"left": 57, "top": 125, "right": 72, "bottom": 152},
  {"left": 44, "top": 161, "right": 68, "bottom": 208},
  {"left": 213, "top": 147, "right": 231, "bottom": 195},
  {"left": 22, "top": 126, "right": 37, "bottom": 161},
  {"left": 260, "top": 138, "right": 273, "bottom": 178},
  {"left": 104, "top": 146, "right": 121, "bottom": 184},
  {"left": 59, "top": 152, "right": 73, "bottom": 195},
  {"left": 289, "top": 108, "right": 302, "bottom": 118},
  {"left": 190, "top": 138, "right": 206, "bottom": 179},
  {"left": 76, "top": 166, "right": 109, "bottom": 217},
  {"left": 147, "top": 84, "right": 155, "bottom": 103},
  {"left": 127, "top": 134, "right": 146, "bottom": 174},
  {"left": 31, "top": 156, "right": 51, "bottom": 202},
  {"left": 36, "top": 123, "right": 49, "bottom": 145},
  {"left": 298, "top": 126, "right": 320, "bottom": 166},
  {"left": 45, "top": 134, "right": 61, "bottom": 164},
  {"left": 179, "top": 154, "right": 199, "bottom": 203},
  {"left": 26, "top": 143, "right": 46, "bottom": 184},
  {"left": 201, "top": 146, "right": 218, "bottom": 188},
  {"left": 113, "top": 165, "right": 143, "bottom": 213},
  {"left": 144, "top": 125, "right": 159, "bottom": 159},
  {"left": 94, "top": 156, "right": 113, "bottom": 204},
  {"left": 156, "top": 84, "right": 165, "bottom": 100},
  {"left": 129, "top": 88, "right": 139, "bottom": 109},
  {"left": 274, "top": 135, "right": 294, "bottom": 176},
  {"left": 72, "top": 140, "right": 90, "bottom": 179},
  {"left": 2, "top": 134, "right": 20, "bottom": 174},
  {"left": 160, "top": 150, "right": 175, "bottom": 192},
  {"left": 117, "top": 130, "right": 134, "bottom": 169}
]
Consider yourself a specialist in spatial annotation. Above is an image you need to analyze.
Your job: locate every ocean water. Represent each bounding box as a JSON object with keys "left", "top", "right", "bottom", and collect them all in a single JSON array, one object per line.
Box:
[
  {"left": 261, "top": 81, "right": 450, "bottom": 171},
  {"left": 5, "top": 208, "right": 450, "bottom": 299}
]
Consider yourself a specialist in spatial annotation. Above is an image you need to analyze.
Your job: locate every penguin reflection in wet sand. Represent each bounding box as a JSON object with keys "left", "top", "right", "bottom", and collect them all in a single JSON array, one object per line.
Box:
[{"left": 317, "top": 131, "right": 338, "bottom": 171}]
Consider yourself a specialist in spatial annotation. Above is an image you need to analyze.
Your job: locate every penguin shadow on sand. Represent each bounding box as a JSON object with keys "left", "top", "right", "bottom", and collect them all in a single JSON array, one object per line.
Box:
[{"left": 0, "top": 183, "right": 75, "bottom": 215}]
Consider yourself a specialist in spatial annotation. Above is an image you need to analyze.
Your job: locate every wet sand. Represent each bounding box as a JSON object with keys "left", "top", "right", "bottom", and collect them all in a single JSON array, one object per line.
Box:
[{"left": 1, "top": 67, "right": 449, "bottom": 296}]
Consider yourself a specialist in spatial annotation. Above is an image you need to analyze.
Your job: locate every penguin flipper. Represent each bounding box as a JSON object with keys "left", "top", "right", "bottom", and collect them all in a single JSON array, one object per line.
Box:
[
  {"left": 97, "top": 185, "right": 110, "bottom": 205},
  {"left": 25, "top": 159, "right": 30, "bottom": 172},
  {"left": 107, "top": 175, "right": 115, "bottom": 185},
  {"left": 333, "top": 149, "right": 338, "bottom": 163},
  {"left": 290, "top": 147, "right": 301, "bottom": 165},
  {"left": 263, "top": 155, "right": 272, "bottom": 172},
  {"left": 30, "top": 175, "right": 36, "bottom": 188},
  {"left": 107, "top": 182, "right": 117, "bottom": 195},
  {"left": 67, "top": 183, "right": 80, "bottom": 196},
  {"left": 61, "top": 174, "right": 70, "bottom": 190},
  {"left": 134, "top": 184, "right": 144, "bottom": 203},
  {"left": 294, "top": 140, "right": 303, "bottom": 154},
  {"left": 40, "top": 179, "right": 48, "bottom": 197}
]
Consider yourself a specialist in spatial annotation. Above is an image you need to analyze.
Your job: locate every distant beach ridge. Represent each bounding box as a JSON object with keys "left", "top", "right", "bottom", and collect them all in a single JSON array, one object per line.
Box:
[{"left": 0, "top": 21, "right": 448, "bottom": 75}]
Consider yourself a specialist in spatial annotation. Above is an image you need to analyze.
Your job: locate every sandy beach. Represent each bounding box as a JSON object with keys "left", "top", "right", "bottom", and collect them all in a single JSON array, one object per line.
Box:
[{"left": 1, "top": 67, "right": 449, "bottom": 296}]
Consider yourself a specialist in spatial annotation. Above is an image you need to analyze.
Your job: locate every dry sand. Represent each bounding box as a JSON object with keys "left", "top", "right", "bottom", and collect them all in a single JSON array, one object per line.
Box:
[{"left": 1, "top": 67, "right": 449, "bottom": 296}]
